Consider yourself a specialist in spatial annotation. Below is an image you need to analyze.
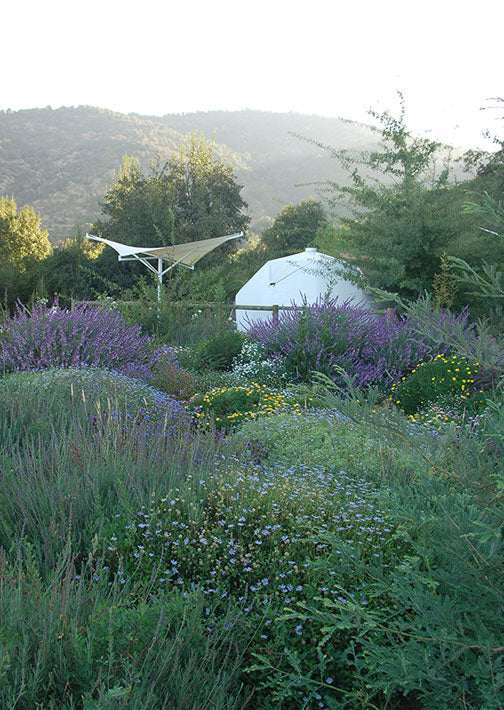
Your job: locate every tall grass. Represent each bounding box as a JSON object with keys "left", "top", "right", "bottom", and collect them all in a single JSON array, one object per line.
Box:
[
  {"left": 0, "top": 370, "right": 221, "bottom": 571},
  {"left": 0, "top": 368, "right": 250, "bottom": 708}
]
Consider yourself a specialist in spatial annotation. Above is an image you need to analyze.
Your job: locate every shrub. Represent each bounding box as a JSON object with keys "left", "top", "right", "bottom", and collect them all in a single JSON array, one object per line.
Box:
[
  {"left": 0, "top": 299, "right": 152, "bottom": 374},
  {"left": 246, "top": 297, "right": 433, "bottom": 390},
  {"left": 193, "top": 331, "right": 245, "bottom": 371},
  {"left": 391, "top": 353, "right": 487, "bottom": 414},
  {"left": 189, "top": 382, "right": 302, "bottom": 429},
  {"left": 150, "top": 361, "right": 200, "bottom": 399},
  {"left": 117, "top": 285, "right": 236, "bottom": 345}
]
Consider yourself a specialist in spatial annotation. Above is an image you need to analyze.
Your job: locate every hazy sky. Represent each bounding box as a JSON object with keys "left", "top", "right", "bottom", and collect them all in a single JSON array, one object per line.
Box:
[{"left": 2, "top": 0, "right": 503, "bottom": 149}]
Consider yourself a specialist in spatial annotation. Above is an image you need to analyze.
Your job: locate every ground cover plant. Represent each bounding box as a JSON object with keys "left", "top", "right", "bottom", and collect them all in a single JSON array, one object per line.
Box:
[{"left": 1, "top": 295, "right": 503, "bottom": 709}]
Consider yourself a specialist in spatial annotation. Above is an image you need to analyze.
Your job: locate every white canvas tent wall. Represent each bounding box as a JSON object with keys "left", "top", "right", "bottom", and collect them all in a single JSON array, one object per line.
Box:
[
  {"left": 235, "top": 247, "right": 369, "bottom": 331},
  {"left": 85, "top": 232, "right": 243, "bottom": 303}
]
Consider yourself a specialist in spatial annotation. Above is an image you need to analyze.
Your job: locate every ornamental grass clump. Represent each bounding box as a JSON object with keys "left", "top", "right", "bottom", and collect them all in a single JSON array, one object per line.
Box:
[
  {"left": 246, "top": 297, "right": 432, "bottom": 390},
  {"left": 189, "top": 382, "right": 302, "bottom": 429},
  {"left": 0, "top": 299, "right": 153, "bottom": 374},
  {"left": 391, "top": 353, "right": 487, "bottom": 415}
]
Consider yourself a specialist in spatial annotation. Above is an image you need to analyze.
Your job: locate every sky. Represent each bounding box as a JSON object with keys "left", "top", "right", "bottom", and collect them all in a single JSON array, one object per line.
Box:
[{"left": 2, "top": 0, "right": 503, "bottom": 150}]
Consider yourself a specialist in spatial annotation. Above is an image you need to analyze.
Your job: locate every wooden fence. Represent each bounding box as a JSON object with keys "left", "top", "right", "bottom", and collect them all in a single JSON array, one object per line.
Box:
[
  {"left": 74, "top": 300, "right": 308, "bottom": 323},
  {"left": 74, "top": 300, "right": 389, "bottom": 321}
]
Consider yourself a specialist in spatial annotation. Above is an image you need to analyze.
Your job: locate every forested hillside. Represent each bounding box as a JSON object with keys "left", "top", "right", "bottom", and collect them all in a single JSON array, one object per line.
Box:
[{"left": 0, "top": 106, "right": 386, "bottom": 240}]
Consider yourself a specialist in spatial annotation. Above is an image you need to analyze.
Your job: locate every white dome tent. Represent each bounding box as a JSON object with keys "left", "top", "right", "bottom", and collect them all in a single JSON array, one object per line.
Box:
[{"left": 234, "top": 247, "right": 369, "bottom": 331}]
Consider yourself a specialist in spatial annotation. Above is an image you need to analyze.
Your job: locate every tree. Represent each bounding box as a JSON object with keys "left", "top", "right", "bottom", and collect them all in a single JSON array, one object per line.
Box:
[
  {"left": 0, "top": 197, "right": 52, "bottom": 309},
  {"left": 0, "top": 196, "right": 51, "bottom": 269},
  {"left": 311, "top": 96, "right": 475, "bottom": 299},
  {"left": 464, "top": 97, "right": 504, "bottom": 191},
  {"left": 94, "top": 134, "right": 249, "bottom": 247},
  {"left": 260, "top": 199, "right": 327, "bottom": 259},
  {"left": 40, "top": 232, "right": 105, "bottom": 301},
  {"left": 91, "top": 135, "right": 250, "bottom": 295}
]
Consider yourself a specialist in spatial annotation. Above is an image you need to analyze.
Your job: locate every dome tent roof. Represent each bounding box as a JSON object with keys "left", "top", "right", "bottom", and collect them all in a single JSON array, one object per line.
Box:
[{"left": 235, "top": 247, "right": 368, "bottom": 331}]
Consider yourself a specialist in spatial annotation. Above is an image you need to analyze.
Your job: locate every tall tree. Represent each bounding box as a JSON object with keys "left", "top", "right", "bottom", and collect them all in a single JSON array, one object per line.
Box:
[
  {"left": 260, "top": 199, "right": 327, "bottom": 259},
  {"left": 91, "top": 135, "right": 250, "bottom": 294},
  {"left": 311, "top": 96, "right": 475, "bottom": 299},
  {"left": 40, "top": 232, "right": 105, "bottom": 301},
  {"left": 93, "top": 134, "right": 249, "bottom": 247},
  {"left": 0, "top": 196, "right": 51, "bottom": 269}
]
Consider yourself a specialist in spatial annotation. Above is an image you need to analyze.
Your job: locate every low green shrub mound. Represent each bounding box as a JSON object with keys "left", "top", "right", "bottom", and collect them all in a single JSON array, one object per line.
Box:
[
  {"left": 189, "top": 382, "right": 303, "bottom": 429},
  {"left": 391, "top": 353, "right": 487, "bottom": 414}
]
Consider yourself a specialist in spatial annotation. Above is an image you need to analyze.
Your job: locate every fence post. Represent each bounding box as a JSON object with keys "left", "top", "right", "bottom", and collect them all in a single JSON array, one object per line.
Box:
[{"left": 272, "top": 304, "right": 279, "bottom": 326}]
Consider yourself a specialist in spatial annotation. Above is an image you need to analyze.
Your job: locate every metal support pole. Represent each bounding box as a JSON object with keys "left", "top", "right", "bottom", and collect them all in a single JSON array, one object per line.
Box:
[{"left": 157, "top": 257, "right": 163, "bottom": 320}]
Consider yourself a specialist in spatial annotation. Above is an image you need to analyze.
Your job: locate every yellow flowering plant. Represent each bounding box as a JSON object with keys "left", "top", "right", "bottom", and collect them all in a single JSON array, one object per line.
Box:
[
  {"left": 189, "top": 382, "right": 303, "bottom": 429},
  {"left": 390, "top": 353, "right": 486, "bottom": 415}
]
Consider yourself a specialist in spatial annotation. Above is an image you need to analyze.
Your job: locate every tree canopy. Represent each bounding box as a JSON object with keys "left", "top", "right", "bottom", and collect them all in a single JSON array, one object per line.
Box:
[
  {"left": 0, "top": 196, "right": 51, "bottom": 269},
  {"left": 93, "top": 134, "right": 249, "bottom": 247},
  {"left": 315, "top": 96, "right": 477, "bottom": 298},
  {"left": 260, "top": 199, "right": 327, "bottom": 259},
  {"left": 89, "top": 134, "right": 250, "bottom": 294}
]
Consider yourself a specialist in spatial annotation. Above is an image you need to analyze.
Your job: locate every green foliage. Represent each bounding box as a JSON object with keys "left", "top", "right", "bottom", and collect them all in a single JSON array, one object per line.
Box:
[
  {"left": 149, "top": 360, "right": 199, "bottom": 399},
  {"left": 39, "top": 232, "right": 105, "bottom": 301},
  {"left": 0, "top": 197, "right": 52, "bottom": 306},
  {"left": 230, "top": 339, "right": 288, "bottom": 385},
  {"left": 94, "top": 135, "right": 249, "bottom": 246},
  {"left": 88, "top": 136, "right": 250, "bottom": 295},
  {"left": 464, "top": 99, "right": 504, "bottom": 204},
  {"left": 115, "top": 281, "right": 237, "bottom": 344},
  {"left": 313, "top": 96, "right": 477, "bottom": 298},
  {"left": 100, "top": 421, "right": 411, "bottom": 707},
  {"left": 2, "top": 246, "right": 504, "bottom": 709},
  {"left": 192, "top": 331, "right": 245, "bottom": 371},
  {"left": 0, "top": 367, "right": 173, "bottom": 437},
  {"left": 0, "top": 551, "right": 245, "bottom": 709},
  {"left": 260, "top": 199, "right": 327, "bottom": 259},
  {"left": 235, "top": 407, "right": 394, "bottom": 473},
  {"left": 190, "top": 382, "right": 302, "bottom": 429},
  {"left": 391, "top": 353, "right": 486, "bottom": 414},
  {"left": 0, "top": 196, "right": 51, "bottom": 268}
]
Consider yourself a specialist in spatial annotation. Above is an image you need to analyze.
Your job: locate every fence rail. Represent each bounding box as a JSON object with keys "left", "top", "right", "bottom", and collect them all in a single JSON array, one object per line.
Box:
[
  {"left": 76, "top": 301, "right": 301, "bottom": 311},
  {"left": 74, "top": 301, "right": 389, "bottom": 318}
]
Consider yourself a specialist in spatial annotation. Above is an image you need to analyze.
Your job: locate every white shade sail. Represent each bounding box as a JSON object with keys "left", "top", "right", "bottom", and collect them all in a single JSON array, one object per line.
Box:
[
  {"left": 85, "top": 232, "right": 243, "bottom": 267},
  {"left": 85, "top": 231, "right": 243, "bottom": 309}
]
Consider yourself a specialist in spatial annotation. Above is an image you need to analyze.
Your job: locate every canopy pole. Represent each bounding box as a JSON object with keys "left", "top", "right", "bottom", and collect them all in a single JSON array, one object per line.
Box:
[{"left": 157, "top": 257, "right": 163, "bottom": 320}]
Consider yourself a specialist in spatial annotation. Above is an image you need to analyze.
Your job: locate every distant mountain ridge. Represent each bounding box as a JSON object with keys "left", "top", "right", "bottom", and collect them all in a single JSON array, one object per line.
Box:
[{"left": 0, "top": 106, "right": 463, "bottom": 241}]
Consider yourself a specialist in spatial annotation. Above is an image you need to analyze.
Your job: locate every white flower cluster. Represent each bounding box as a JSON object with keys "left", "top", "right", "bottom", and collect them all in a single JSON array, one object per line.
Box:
[{"left": 231, "top": 340, "right": 287, "bottom": 383}]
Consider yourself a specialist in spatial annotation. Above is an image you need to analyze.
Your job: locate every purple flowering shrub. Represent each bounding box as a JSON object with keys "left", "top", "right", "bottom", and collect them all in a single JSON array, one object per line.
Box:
[
  {"left": 246, "top": 298, "right": 434, "bottom": 390},
  {"left": 119, "top": 344, "right": 177, "bottom": 381},
  {"left": 0, "top": 300, "right": 153, "bottom": 374}
]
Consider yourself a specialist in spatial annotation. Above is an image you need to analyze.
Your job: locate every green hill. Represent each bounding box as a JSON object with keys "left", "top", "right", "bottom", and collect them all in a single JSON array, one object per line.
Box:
[{"left": 0, "top": 106, "right": 464, "bottom": 241}]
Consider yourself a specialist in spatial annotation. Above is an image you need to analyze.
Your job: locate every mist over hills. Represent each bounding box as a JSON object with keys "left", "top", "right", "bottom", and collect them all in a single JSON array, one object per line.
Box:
[{"left": 0, "top": 106, "right": 464, "bottom": 241}]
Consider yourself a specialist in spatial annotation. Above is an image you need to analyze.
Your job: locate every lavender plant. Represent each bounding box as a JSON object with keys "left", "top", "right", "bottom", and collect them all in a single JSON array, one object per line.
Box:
[
  {"left": 246, "top": 297, "right": 433, "bottom": 390},
  {"left": 0, "top": 299, "right": 153, "bottom": 374}
]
